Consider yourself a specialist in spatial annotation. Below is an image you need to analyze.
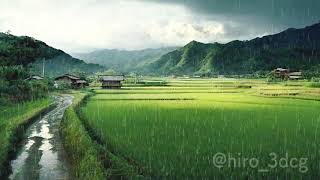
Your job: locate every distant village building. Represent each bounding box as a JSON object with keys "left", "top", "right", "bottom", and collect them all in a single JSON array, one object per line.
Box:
[
  {"left": 54, "top": 74, "right": 88, "bottom": 88},
  {"left": 25, "top": 75, "right": 44, "bottom": 81},
  {"left": 55, "top": 74, "right": 80, "bottom": 86},
  {"left": 273, "top": 68, "right": 290, "bottom": 79},
  {"left": 100, "top": 75, "right": 124, "bottom": 89},
  {"left": 272, "top": 68, "right": 302, "bottom": 80}
]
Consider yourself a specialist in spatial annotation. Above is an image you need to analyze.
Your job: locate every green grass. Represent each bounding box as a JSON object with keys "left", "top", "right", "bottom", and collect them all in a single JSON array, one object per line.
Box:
[
  {"left": 60, "top": 92, "right": 105, "bottom": 180},
  {"left": 308, "top": 82, "right": 320, "bottom": 88},
  {"left": 81, "top": 79, "right": 320, "bottom": 179},
  {"left": 0, "top": 98, "right": 50, "bottom": 177}
]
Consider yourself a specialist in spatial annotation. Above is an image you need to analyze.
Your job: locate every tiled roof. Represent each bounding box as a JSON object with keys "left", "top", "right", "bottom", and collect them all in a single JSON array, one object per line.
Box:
[
  {"left": 75, "top": 80, "right": 87, "bottom": 83},
  {"left": 289, "top": 72, "right": 302, "bottom": 76},
  {"left": 275, "top": 68, "right": 289, "bottom": 72},
  {"left": 100, "top": 75, "right": 124, "bottom": 81},
  {"left": 55, "top": 74, "right": 80, "bottom": 80}
]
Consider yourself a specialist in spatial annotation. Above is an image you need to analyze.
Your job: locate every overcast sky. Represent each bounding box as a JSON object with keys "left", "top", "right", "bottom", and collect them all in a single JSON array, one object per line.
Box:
[{"left": 0, "top": 0, "right": 319, "bottom": 53}]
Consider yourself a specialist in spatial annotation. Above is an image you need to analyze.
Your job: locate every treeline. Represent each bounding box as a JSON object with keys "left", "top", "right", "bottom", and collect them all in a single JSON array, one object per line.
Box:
[{"left": 0, "top": 66, "right": 49, "bottom": 104}]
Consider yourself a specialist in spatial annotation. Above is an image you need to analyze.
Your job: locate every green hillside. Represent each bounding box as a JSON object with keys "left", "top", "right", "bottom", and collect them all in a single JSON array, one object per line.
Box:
[{"left": 0, "top": 33, "right": 104, "bottom": 77}]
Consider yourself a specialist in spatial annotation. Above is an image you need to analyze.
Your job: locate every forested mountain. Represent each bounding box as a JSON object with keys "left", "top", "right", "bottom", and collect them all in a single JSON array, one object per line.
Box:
[
  {"left": 146, "top": 22, "right": 320, "bottom": 75},
  {"left": 73, "top": 47, "right": 177, "bottom": 73},
  {"left": 4, "top": 21, "right": 318, "bottom": 77},
  {"left": 0, "top": 33, "right": 104, "bottom": 77}
]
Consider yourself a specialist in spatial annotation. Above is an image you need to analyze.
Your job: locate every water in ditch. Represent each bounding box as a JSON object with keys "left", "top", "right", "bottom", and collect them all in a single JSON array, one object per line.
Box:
[{"left": 8, "top": 95, "right": 73, "bottom": 180}]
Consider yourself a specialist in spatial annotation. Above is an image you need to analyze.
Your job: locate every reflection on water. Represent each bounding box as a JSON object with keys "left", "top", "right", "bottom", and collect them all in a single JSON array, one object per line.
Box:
[
  {"left": 9, "top": 95, "right": 73, "bottom": 180},
  {"left": 8, "top": 140, "right": 35, "bottom": 179}
]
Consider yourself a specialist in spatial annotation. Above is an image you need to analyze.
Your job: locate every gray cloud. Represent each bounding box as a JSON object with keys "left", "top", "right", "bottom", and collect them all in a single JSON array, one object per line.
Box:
[
  {"left": 0, "top": 0, "right": 319, "bottom": 53},
  {"left": 141, "top": 0, "right": 320, "bottom": 28}
]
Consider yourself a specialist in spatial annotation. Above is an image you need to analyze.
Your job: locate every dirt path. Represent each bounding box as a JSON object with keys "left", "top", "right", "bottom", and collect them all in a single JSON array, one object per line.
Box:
[{"left": 8, "top": 95, "right": 73, "bottom": 180}]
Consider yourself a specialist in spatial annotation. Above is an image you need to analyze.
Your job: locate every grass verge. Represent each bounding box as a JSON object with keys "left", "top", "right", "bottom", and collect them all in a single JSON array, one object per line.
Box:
[{"left": 60, "top": 92, "right": 105, "bottom": 180}]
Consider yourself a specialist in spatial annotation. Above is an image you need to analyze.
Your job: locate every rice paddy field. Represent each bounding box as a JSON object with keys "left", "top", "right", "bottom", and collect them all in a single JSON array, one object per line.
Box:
[{"left": 81, "top": 78, "right": 320, "bottom": 179}]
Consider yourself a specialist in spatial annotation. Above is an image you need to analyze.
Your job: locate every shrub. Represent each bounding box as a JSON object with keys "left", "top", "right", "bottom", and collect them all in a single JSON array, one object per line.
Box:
[
  {"left": 0, "top": 66, "right": 49, "bottom": 103},
  {"left": 307, "top": 77, "right": 320, "bottom": 88}
]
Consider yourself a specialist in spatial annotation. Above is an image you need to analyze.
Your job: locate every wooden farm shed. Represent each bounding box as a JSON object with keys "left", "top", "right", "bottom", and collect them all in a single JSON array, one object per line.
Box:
[
  {"left": 100, "top": 75, "right": 124, "bottom": 89},
  {"left": 273, "top": 68, "right": 290, "bottom": 79}
]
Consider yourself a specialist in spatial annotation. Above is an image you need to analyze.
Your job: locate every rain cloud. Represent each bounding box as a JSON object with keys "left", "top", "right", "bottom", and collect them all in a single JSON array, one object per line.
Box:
[{"left": 0, "top": 0, "right": 319, "bottom": 53}]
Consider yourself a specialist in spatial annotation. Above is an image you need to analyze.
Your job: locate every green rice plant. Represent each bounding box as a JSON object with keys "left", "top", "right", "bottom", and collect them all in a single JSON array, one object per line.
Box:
[{"left": 80, "top": 79, "right": 320, "bottom": 179}]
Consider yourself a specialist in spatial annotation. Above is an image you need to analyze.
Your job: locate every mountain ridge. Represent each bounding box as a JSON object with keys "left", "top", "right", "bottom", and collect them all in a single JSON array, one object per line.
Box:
[
  {"left": 0, "top": 32, "right": 104, "bottom": 77},
  {"left": 146, "top": 22, "right": 320, "bottom": 75}
]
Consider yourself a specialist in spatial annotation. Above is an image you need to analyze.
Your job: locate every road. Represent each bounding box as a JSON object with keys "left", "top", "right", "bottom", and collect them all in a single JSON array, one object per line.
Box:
[{"left": 8, "top": 95, "right": 73, "bottom": 180}]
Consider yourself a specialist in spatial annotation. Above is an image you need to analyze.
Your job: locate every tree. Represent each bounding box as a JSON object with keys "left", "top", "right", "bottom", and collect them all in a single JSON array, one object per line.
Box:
[
  {"left": 102, "top": 69, "right": 117, "bottom": 75},
  {"left": 71, "top": 69, "right": 87, "bottom": 80}
]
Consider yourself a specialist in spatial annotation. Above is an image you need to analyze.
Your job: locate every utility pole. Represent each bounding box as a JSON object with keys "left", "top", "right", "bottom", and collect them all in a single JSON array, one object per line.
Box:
[{"left": 42, "top": 58, "right": 45, "bottom": 77}]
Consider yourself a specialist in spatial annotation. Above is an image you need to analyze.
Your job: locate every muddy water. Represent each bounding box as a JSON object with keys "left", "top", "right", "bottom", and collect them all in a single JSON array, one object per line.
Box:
[{"left": 8, "top": 95, "right": 73, "bottom": 180}]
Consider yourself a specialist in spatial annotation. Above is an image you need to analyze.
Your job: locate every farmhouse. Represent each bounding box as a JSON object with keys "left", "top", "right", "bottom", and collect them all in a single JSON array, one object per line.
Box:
[
  {"left": 54, "top": 74, "right": 88, "bottom": 88},
  {"left": 100, "top": 75, "right": 124, "bottom": 89},
  {"left": 273, "top": 68, "right": 290, "bottom": 79}
]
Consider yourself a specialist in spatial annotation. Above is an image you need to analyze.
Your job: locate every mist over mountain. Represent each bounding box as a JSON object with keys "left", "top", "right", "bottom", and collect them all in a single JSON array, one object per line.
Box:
[
  {"left": 0, "top": 33, "right": 104, "bottom": 77},
  {"left": 73, "top": 47, "right": 178, "bottom": 73}
]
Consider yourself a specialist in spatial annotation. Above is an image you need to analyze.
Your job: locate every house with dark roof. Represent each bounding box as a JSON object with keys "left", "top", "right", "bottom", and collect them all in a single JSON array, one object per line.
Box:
[
  {"left": 55, "top": 74, "right": 88, "bottom": 88},
  {"left": 273, "top": 68, "right": 290, "bottom": 79},
  {"left": 100, "top": 75, "right": 124, "bottom": 89}
]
